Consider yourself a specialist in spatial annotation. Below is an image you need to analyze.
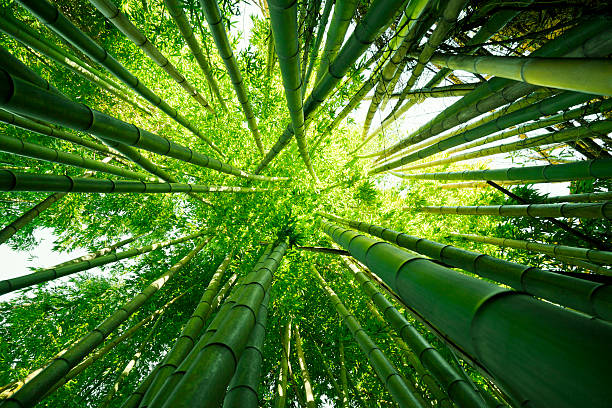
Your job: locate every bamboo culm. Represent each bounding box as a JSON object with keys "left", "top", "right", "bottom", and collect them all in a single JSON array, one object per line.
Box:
[{"left": 321, "top": 220, "right": 612, "bottom": 407}]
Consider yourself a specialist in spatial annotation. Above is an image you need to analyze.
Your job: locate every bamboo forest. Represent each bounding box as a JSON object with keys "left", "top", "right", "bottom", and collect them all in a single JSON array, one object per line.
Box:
[{"left": 1, "top": 0, "right": 611, "bottom": 406}]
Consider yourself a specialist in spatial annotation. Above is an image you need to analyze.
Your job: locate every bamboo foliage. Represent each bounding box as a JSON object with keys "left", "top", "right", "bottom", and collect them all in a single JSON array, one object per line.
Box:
[
  {"left": 153, "top": 241, "right": 287, "bottom": 408},
  {"left": 426, "top": 52, "right": 612, "bottom": 96},
  {"left": 311, "top": 264, "right": 426, "bottom": 408},
  {"left": 0, "top": 70, "right": 287, "bottom": 182},
  {"left": 16, "top": 0, "right": 224, "bottom": 155},
  {"left": 325, "top": 213, "right": 612, "bottom": 321},
  {"left": 163, "top": 0, "right": 226, "bottom": 109},
  {"left": 321, "top": 220, "right": 612, "bottom": 407},
  {"left": 139, "top": 251, "right": 234, "bottom": 407},
  {"left": 50, "top": 233, "right": 145, "bottom": 269},
  {"left": 0, "top": 230, "right": 208, "bottom": 295},
  {"left": 199, "top": 0, "right": 264, "bottom": 155},
  {"left": 1, "top": 236, "right": 209, "bottom": 408},
  {"left": 88, "top": 0, "right": 214, "bottom": 112},
  {"left": 268, "top": 0, "right": 318, "bottom": 181}
]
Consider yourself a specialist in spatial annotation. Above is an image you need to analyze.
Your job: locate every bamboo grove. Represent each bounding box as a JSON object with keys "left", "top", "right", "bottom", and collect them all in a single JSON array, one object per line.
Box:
[{"left": 0, "top": 0, "right": 610, "bottom": 407}]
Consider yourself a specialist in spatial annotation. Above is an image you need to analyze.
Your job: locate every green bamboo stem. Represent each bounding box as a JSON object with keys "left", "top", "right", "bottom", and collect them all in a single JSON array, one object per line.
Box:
[
  {"left": 366, "top": 83, "right": 478, "bottom": 101},
  {"left": 0, "top": 230, "right": 208, "bottom": 295},
  {"left": 374, "top": 22, "right": 612, "bottom": 163},
  {"left": 0, "top": 70, "right": 287, "bottom": 182},
  {"left": 145, "top": 247, "right": 274, "bottom": 407},
  {"left": 370, "top": 91, "right": 595, "bottom": 174},
  {"left": 0, "top": 192, "right": 65, "bottom": 245},
  {"left": 313, "top": 0, "right": 358, "bottom": 87},
  {"left": 419, "top": 202, "right": 611, "bottom": 220},
  {"left": 0, "top": 13, "right": 147, "bottom": 112},
  {"left": 437, "top": 180, "right": 552, "bottom": 189},
  {"left": 199, "top": 0, "right": 263, "bottom": 155},
  {"left": 0, "top": 133, "right": 152, "bottom": 181},
  {"left": 543, "top": 191, "right": 612, "bottom": 203},
  {"left": 362, "top": 0, "right": 447, "bottom": 139},
  {"left": 450, "top": 232, "right": 612, "bottom": 268},
  {"left": 302, "top": 0, "right": 334, "bottom": 93},
  {"left": 49, "top": 233, "right": 145, "bottom": 269},
  {"left": 275, "top": 319, "right": 292, "bottom": 408},
  {"left": 425, "top": 52, "right": 612, "bottom": 96},
  {"left": 321, "top": 220, "right": 612, "bottom": 407},
  {"left": 98, "top": 308, "right": 164, "bottom": 408},
  {"left": 16, "top": 0, "right": 225, "bottom": 155},
  {"left": 1, "top": 236, "right": 209, "bottom": 408},
  {"left": 222, "top": 289, "right": 271, "bottom": 408},
  {"left": 163, "top": 0, "right": 226, "bottom": 110},
  {"left": 293, "top": 324, "right": 316, "bottom": 408},
  {"left": 397, "top": 119, "right": 612, "bottom": 172},
  {"left": 153, "top": 241, "right": 287, "bottom": 408},
  {"left": 139, "top": 251, "right": 234, "bottom": 406},
  {"left": 0, "top": 170, "right": 268, "bottom": 195},
  {"left": 340, "top": 257, "right": 487, "bottom": 407},
  {"left": 324, "top": 212, "right": 612, "bottom": 321},
  {"left": 442, "top": 98, "right": 612, "bottom": 157},
  {"left": 89, "top": 0, "right": 215, "bottom": 114},
  {"left": 0, "top": 109, "right": 122, "bottom": 159},
  {"left": 255, "top": 0, "right": 401, "bottom": 173},
  {"left": 386, "top": 0, "right": 467, "bottom": 120},
  {"left": 339, "top": 340, "right": 349, "bottom": 408},
  {"left": 119, "top": 367, "right": 159, "bottom": 408},
  {"left": 311, "top": 265, "right": 426, "bottom": 408},
  {"left": 287, "top": 359, "right": 307, "bottom": 408},
  {"left": 392, "top": 158, "right": 612, "bottom": 183},
  {"left": 551, "top": 255, "right": 612, "bottom": 277},
  {"left": 268, "top": 0, "right": 318, "bottom": 182}
]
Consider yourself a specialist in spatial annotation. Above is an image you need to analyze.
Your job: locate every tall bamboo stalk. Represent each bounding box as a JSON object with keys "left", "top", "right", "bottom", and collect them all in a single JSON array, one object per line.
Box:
[
  {"left": 1, "top": 237, "right": 209, "bottom": 408},
  {"left": 0, "top": 192, "right": 65, "bottom": 245},
  {"left": 0, "top": 69, "right": 287, "bottom": 182},
  {"left": 17, "top": 0, "right": 224, "bottom": 155},
  {"left": 543, "top": 191, "right": 612, "bottom": 203},
  {"left": 302, "top": 0, "right": 334, "bottom": 93},
  {"left": 338, "top": 340, "right": 349, "bottom": 408},
  {"left": 139, "top": 251, "right": 234, "bottom": 406},
  {"left": 0, "top": 231, "right": 207, "bottom": 295},
  {"left": 89, "top": 0, "right": 215, "bottom": 113},
  {"left": 366, "top": 83, "right": 477, "bottom": 101},
  {"left": 275, "top": 319, "right": 292, "bottom": 408},
  {"left": 321, "top": 220, "right": 612, "bottom": 407},
  {"left": 153, "top": 241, "right": 287, "bottom": 408},
  {"left": 163, "top": 0, "right": 226, "bottom": 109},
  {"left": 268, "top": 0, "right": 318, "bottom": 181},
  {"left": 199, "top": 0, "right": 263, "bottom": 155},
  {"left": 311, "top": 265, "right": 426, "bottom": 408},
  {"left": 293, "top": 325, "right": 316, "bottom": 408},
  {"left": 323, "top": 212, "right": 612, "bottom": 321}
]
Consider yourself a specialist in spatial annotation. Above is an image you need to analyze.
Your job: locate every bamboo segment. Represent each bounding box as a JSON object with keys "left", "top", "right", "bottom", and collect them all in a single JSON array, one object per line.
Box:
[
  {"left": 0, "top": 192, "right": 65, "bottom": 245},
  {"left": 88, "top": 0, "right": 214, "bottom": 113},
  {"left": 370, "top": 91, "right": 595, "bottom": 174},
  {"left": 311, "top": 265, "right": 426, "bottom": 408},
  {"left": 313, "top": 0, "right": 358, "bottom": 86},
  {"left": 0, "top": 133, "right": 152, "bottom": 180},
  {"left": 199, "top": 0, "right": 263, "bottom": 155},
  {"left": 373, "top": 21, "right": 612, "bottom": 163},
  {"left": 255, "top": 0, "right": 402, "bottom": 173},
  {"left": 0, "top": 70, "right": 287, "bottom": 182},
  {"left": 419, "top": 202, "right": 611, "bottom": 219},
  {"left": 0, "top": 170, "right": 268, "bottom": 195},
  {"left": 323, "top": 212, "right": 612, "bottom": 321},
  {"left": 543, "top": 191, "right": 612, "bottom": 203},
  {"left": 398, "top": 119, "right": 612, "bottom": 172},
  {"left": 222, "top": 289, "right": 270, "bottom": 408},
  {"left": 293, "top": 325, "right": 316, "bottom": 408},
  {"left": 1, "top": 237, "right": 209, "bottom": 408},
  {"left": 268, "top": 0, "right": 318, "bottom": 181},
  {"left": 139, "top": 251, "right": 234, "bottom": 406},
  {"left": 321, "top": 220, "right": 612, "bottom": 407},
  {"left": 426, "top": 53, "right": 612, "bottom": 96},
  {"left": 393, "top": 158, "right": 612, "bottom": 183},
  {"left": 450, "top": 232, "right": 612, "bottom": 267},
  {"left": 16, "top": 0, "right": 224, "bottom": 155},
  {"left": 338, "top": 340, "right": 349, "bottom": 408},
  {"left": 0, "top": 230, "right": 208, "bottom": 295},
  {"left": 303, "top": 0, "right": 333, "bottom": 92},
  {"left": 366, "top": 83, "right": 478, "bottom": 101},
  {"left": 340, "top": 258, "right": 488, "bottom": 407},
  {"left": 163, "top": 0, "right": 225, "bottom": 110},
  {"left": 275, "top": 319, "right": 292, "bottom": 408},
  {"left": 155, "top": 241, "right": 287, "bottom": 408}
]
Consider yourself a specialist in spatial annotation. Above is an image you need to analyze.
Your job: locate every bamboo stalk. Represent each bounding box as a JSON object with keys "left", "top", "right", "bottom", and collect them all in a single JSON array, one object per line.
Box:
[
  {"left": 2, "top": 237, "right": 209, "bottom": 407},
  {"left": 0, "top": 192, "right": 65, "bottom": 245},
  {"left": 543, "top": 191, "right": 612, "bottom": 203},
  {"left": 293, "top": 325, "right": 316, "bottom": 408},
  {"left": 275, "top": 319, "right": 292, "bottom": 408}
]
